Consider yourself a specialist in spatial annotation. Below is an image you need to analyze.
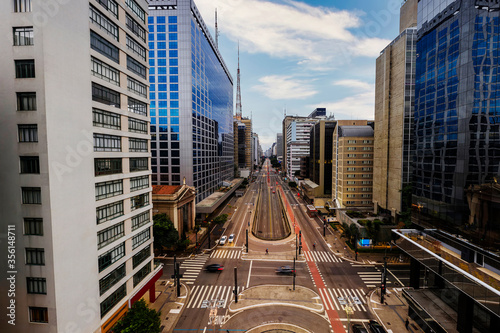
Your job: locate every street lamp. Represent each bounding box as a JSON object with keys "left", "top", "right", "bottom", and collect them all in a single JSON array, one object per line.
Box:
[{"left": 345, "top": 305, "right": 354, "bottom": 333}]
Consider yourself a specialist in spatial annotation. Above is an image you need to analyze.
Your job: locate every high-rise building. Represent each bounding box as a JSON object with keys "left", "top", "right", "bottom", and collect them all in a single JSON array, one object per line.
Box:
[
  {"left": 233, "top": 117, "right": 252, "bottom": 175},
  {"left": 276, "top": 133, "right": 283, "bottom": 161},
  {"left": 286, "top": 119, "right": 317, "bottom": 179},
  {"left": 373, "top": 0, "right": 417, "bottom": 221},
  {"left": 0, "top": 1, "right": 161, "bottom": 331},
  {"left": 252, "top": 133, "right": 260, "bottom": 168},
  {"left": 413, "top": 0, "right": 500, "bottom": 242},
  {"left": 148, "top": 0, "right": 234, "bottom": 202},
  {"left": 308, "top": 120, "right": 336, "bottom": 197},
  {"left": 332, "top": 121, "right": 374, "bottom": 208}
]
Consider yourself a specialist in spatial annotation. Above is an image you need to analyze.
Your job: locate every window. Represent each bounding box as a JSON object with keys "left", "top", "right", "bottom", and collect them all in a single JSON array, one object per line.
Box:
[
  {"left": 131, "top": 193, "right": 149, "bottom": 211},
  {"left": 363, "top": 140, "right": 372, "bottom": 144},
  {"left": 18, "top": 124, "right": 38, "bottom": 142},
  {"left": 346, "top": 154, "right": 356, "bottom": 158},
  {"left": 13, "top": 27, "right": 33, "bottom": 46},
  {"left": 92, "top": 83, "right": 120, "bottom": 107},
  {"left": 91, "top": 57, "right": 120, "bottom": 85},
  {"left": 27, "top": 277, "right": 46, "bottom": 294},
  {"left": 132, "top": 227, "right": 150, "bottom": 249},
  {"left": 362, "top": 174, "right": 372, "bottom": 178},
  {"left": 22, "top": 187, "right": 41, "bottom": 204},
  {"left": 20, "top": 156, "right": 39, "bottom": 173},
  {"left": 130, "top": 158, "right": 148, "bottom": 172},
  {"left": 362, "top": 187, "right": 371, "bottom": 192},
  {"left": 26, "top": 248, "right": 44, "bottom": 265},
  {"left": 15, "top": 60, "right": 35, "bottom": 78},
  {"left": 98, "top": 222, "right": 124, "bottom": 249},
  {"left": 14, "top": 0, "right": 32, "bottom": 12},
  {"left": 363, "top": 147, "right": 373, "bottom": 151},
  {"left": 347, "top": 147, "right": 356, "bottom": 151},
  {"left": 362, "top": 154, "right": 372, "bottom": 158},
  {"left": 128, "top": 118, "right": 147, "bottom": 134},
  {"left": 362, "top": 167, "right": 372, "bottom": 171},
  {"left": 95, "top": 158, "right": 122, "bottom": 176},
  {"left": 96, "top": 201, "right": 123, "bottom": 224},
  {"left": 129, "top": 138, "right": 148, "bottom": 152},
  {"left": 90, "top": 5, "right": 119, "bottom": 40},
  {"left": 16, "top": 92, "right": 36, "bottom": 111},
  {"left": 362, "top": 194, "right": 371, "bottom": 198},
  {"left": 347, "top": 161, "right": 356, "bottom": 165},
  {"left": 127, "top": 55, "right": 146, "bottom": 79},
  {"left": 126, "top": 0, "right": 145, "bottom": 23},
  {"left": 94, "top": 134, "right": 121, "bottom": 152},
  {"left": 127, "top": 77, "right": 147, "bottom": 97},
  {"left": 126, "top": 35, "right": 146, "bottom": 60},
  {"left": 346, "top": 167, "right": 356, "bottom": 171},
  {"left": 93, "top": 108, "right": 121, "bottom": 129},
  {"left": 362, "top": 181, "right": 372, "bottom": 185},
  {"left": 131, "top": 211, "right": 149, "bottom": 230},
  {"left": 362, "top": 161, "right": 372, "bottom": 164},
  {"left": 130, "top": 176, "right": 149, "bottom": 191},
  {"left": 126, "top": 14, "right": 146, "bottom": 41},
  {"left": 348, "top": 140, "right": 357, "bottom": 144},
  {"left": 98, "top": 242, "right": 125, "bottom": 272},
  {"left": 90, "top": 31, "right": 119, "bottom": 63},
  {"left": 95, "top": 180, "right": 123, "bottom": 200},
  {"left": 133, "top": 245, "right": 151, "bottom": 268},
  {"left": 133, "top": 262, "right": 151, "bottom": 286},
  {"left": 29, "top": 307, "right": 48, "bottom": 323},
  {"left": 128, "top": 97, "right": 147, "bottom": 116},
  {"left": 24, "top": 218, "right": 43, "bottom": 235},
  {"left": 347, "top": 174, "right": 356, "bottom": 178},
  {"left": 99, "top": 264, "right": 125, "bottom": 295},
  {"left": 96, "top": 0, "right": 118, "bottom": 18},
  {"left": 100, "top": 283, "right": 126, "bottom": 317}
]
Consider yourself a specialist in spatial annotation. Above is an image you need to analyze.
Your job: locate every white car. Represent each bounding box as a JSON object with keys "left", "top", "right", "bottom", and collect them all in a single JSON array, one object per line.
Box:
[
  {"left": 219, "top": 236, "right": 227, "bottom": 245},
  {"left": 228, "top": 234, "right": 235, "bottom": 243}
]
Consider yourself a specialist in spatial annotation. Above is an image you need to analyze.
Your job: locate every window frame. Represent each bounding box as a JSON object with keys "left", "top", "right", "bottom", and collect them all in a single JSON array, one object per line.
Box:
[
  {"left": 20, "top": 156, "right": 40, "bottom": 174},
  {"left": 16, "top": 92, "right": 36, "bottom": 111},
  {"left": 29, "top": 307, "right": 48, "bottom": 323},
  {"left": 24, "top": 218, "right": 43, "bottom": 235},
  {"left": 13, "top": 26, "right": 33, "bottom": 46},
  {"left": 15, "top": 59, "right": 35, "bottom": 78},
  {"left": 25, "top": 248, "right": 45, "bottom": 265}
]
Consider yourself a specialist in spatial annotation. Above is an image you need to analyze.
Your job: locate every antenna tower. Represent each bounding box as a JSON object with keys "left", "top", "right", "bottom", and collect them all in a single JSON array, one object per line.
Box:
[
  {"left": 236, "top": 43, "right": 242, "bottom": 119},
  {"left": 215, "top": 9, "right": 219, "bottom": 48}
]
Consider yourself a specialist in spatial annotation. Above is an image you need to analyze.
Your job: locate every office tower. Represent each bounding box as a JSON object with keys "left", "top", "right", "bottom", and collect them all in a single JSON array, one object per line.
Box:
[
  {"left": 373, "top": 0, "right": 417, "bottom": 221},
  {"left": 286, "top": 119, "right": 317, "bottom": 179},
  {"left": 332, "top": 121, "right": 374, "bottom": 208},
  {"left": 0, "top": 1, "right": 160, "bottom": 332},
  {"left": 308, "top": 120, "right": 336, "bottom": 197},
  {"left": 148, "top": 0, "right": 234, "bottom": 202},
  {"left": 252, "top": 133, "right": 260, "bottom": 168},
  {"left": 276, "top": 133, "right": 283, "bottom": 161},
  {"left": 413, "top": 0, "right": 500, "bottom": 242}
]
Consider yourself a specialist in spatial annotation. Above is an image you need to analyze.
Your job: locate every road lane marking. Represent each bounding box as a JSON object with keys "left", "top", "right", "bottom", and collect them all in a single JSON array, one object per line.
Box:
[
  {"left": 247, "top": 260, "right": 253, "bottom": 288},
  {"left": 186, "top": 285, "right": 200, "bottom": 308}
]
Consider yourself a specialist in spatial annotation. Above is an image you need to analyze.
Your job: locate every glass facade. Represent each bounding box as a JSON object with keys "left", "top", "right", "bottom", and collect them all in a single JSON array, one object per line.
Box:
[
  {"left": 414, "top": 0, "right": 500, "bottom": 227},
  {"left": 149, "top": 2, "right": 233, "bottom": 202}
]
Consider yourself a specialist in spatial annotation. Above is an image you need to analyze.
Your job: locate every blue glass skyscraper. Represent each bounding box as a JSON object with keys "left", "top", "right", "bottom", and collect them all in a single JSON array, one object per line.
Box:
[
  {"left": 148, "top": 0, "right": 234, "bottom": 202},
  {"left": 414, "top": 0, "right": 500, "bottom": 237}
]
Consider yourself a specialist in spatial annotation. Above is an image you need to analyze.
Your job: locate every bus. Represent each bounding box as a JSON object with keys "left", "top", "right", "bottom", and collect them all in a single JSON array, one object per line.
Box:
[{"left": 306, "top": 205, "right": 317, "bottom": 218}]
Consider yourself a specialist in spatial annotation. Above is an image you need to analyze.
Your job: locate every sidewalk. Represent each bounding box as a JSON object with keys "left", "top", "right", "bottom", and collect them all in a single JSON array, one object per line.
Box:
[{"left": 149, "top": 279, "right": 188, "bottom": 333}]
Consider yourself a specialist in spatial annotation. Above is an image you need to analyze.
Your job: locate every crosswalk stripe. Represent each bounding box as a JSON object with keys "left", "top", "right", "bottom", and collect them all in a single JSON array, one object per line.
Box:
[
  {"left": 304, "top": 251, "right": 342, "bottom": 263},
  {"left": 319, "top": 289, "right": 329, "bottom": 310},
  {"left": 186, "top": 285, "right": 200, "bottom": 308},
  {"left": 327, "top": 288, "right": 340, "bottom": 310},
  {"left": 196, "top": 285, "right": 210, "bottom": 308}
]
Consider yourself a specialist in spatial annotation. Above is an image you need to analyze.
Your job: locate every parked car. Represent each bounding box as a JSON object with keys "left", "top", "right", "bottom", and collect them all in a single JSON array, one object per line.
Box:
[
  {"left": 219, "top": 236, "right": 227, "bottom": 245},
  {"left": 276, "top": 266, "right": 295, "bottom": 275},
  {"left": 352, "top": 324, "right": 368, "bottom": 333},
  {"left": 228, "top": 234, "right": 235, "bottom": 243},
  {"left": 368, "top": 320, "right": 386, "bottom": 333},
  {"left": 205, "top": 264, "right": 224, "bottom": 272}
]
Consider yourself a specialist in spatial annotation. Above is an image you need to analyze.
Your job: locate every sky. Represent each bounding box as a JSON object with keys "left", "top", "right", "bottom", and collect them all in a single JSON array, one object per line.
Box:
[{"left": 195, "top": 0, "right": 402, "bottom": 150}]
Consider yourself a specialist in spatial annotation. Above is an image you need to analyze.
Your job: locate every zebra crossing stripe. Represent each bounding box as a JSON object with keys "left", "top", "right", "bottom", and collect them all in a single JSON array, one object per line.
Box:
[
  {"left": 210, "top": 250, "right": 242, "bottom": 259},
  {"left": 305, "top": 251, "right": 342, "bottom": 263},
  {"left": 186, "top": 285, "right": 200, "bottom": 308},
  {"left": 327, "top": 288, "right": 340, "bottom": 310}
]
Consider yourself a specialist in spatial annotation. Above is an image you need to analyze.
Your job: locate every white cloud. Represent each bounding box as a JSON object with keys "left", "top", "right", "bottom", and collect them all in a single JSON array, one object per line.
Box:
[
  {"left": 196, "top": 0, "right": 391, "bottom": 66},
  {"left": 311, "top": 90, "right": 375, "bottom": 120},
  {"left": 333, "top": 79, "right": 373, "bottom": 91},
  {"left": 253, "top": 75, "right": 318, "bottom": 100}
]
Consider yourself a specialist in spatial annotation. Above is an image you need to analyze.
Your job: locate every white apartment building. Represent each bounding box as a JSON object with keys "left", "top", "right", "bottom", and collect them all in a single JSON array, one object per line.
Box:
[
  {"left": 286, "top": 120, "right": 316, "bottom": 179},
  {"left": 0, "top": 1, "right": 161, "bottom": 332}
]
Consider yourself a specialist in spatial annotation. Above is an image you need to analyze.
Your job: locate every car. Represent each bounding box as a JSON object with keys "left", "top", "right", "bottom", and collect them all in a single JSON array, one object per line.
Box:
[
  {"left": 276, "top": 266, "right": 295, "bottom": 275},
  {"left": 219, "top": 236, "right": 227, "bottom": 245},
  {"left": 228, "top": 234, "right": 235, "bottom": 243},
  {"left": 205, "top": 264, "right": 224, "bottom": 272},
  {"left": 368, "top": 320, "right": 386, "bottom": 333},
  {"left": 352, "top": 324, "right": 368, "bottom": 333}
]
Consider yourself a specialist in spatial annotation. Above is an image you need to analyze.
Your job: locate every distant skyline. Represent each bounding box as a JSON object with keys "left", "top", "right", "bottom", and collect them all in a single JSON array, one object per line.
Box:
[{"left": 196, "top": 0, "right": 401, "bottom": 150}]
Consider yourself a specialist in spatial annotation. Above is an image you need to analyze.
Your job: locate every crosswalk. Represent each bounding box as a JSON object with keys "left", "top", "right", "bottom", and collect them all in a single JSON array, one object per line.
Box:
[
  {"left": 186, "top": 285, "right": 245, "bottom": 309},
  {"left": 318, "top": 288, "right": 367, "bottom": 313},
  {"left": 358, "top": 271, "right": 382, "bottom": 288},
  {"left": 304, "top": 250, "right": 342, "bottom": 263},
  {"left": 179, "top": 254, "right": 210, "bottom": 285},
  {"left": 210, "top": 249, "right": 242, "bottom": 260}
]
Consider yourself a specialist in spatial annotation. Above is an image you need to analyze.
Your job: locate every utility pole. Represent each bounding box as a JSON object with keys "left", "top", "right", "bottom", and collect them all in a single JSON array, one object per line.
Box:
[
  {"left": 176, "top": 262, "right": 181, "bottom": 297},
  {"left": 323, "top": 217, "right": 326, "bottom": 237},
  {"left": 293, "top": 257, "right": 296, "bottom": 291},
  {"left": 295, "top": 234, "right": 298, "bottom": 260},
  {"left": 234, "top": 267, "right": 238, "bottom": 303},
  {"left": 354, "top": 234, "right": 358, "bottom": 261},
  {"left": 299, "top": 230, "right": 302, "bottom": 255},
  {"left": 173, "top": 254, "right": 177, "bottom": 287},
  {"left": 381, "top": 256, "right": 387, "bottom": 303},
  {"left": 246, "top": 229, "right": 249, "bottom": 253}
]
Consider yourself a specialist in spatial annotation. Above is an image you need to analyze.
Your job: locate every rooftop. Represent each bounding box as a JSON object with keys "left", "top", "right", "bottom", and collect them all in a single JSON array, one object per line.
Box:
[{"left": 152, "top": 185, "right": 182, "bottom": 195}]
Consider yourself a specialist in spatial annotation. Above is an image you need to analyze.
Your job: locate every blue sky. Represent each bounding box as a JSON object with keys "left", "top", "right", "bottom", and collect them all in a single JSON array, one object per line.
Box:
[{"left": 195, "top": 0, "right": 402, "bottom": 150}]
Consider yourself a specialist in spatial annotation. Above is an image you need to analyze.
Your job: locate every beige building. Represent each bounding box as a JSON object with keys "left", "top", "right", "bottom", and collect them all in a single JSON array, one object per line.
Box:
[
  {"left": 332, "top": 121, "right": 374, "bottom": 208},
  {"left": 373, "top": 0, "right": 417, "bottom": 219},
  {"left": 152, "top": 184, "right": 196, "bottom": 236}
]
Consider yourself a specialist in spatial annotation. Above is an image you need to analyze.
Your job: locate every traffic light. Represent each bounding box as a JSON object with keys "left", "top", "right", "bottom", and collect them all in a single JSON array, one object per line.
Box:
[
  {"left": 381, "top": 283, "right": 386, "bottom": 295},
  {"left": 297, "top": 193, "right": 300, "bottom": 197}
]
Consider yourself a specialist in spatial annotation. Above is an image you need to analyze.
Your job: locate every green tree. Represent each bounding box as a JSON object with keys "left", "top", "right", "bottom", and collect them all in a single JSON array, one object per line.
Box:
[
  {"left": 213, "top": 213, "right": 228, "bottom": 224},
  {"left": 112, "top": 299, "right": 161, "bottom": 333},
  {"left": 153, "top": 214, "right": 179, "bottom": 251}
]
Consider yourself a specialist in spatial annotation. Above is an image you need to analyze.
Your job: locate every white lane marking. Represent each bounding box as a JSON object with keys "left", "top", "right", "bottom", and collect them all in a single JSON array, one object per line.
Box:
[{"left": 247, "top": 260, "right": 253, "bottom": 288}]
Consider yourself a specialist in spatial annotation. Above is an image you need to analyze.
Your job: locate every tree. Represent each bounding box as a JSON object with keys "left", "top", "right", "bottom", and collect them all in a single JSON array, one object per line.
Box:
[
  {"left": 213, "top": 214, "right": 228, "bottom": 224},
  {"left": 112, "top": 299, "right": 161, "bottom": 333},
  {"left": 153, "top": 214, "right": 179, "bottom": 251}
]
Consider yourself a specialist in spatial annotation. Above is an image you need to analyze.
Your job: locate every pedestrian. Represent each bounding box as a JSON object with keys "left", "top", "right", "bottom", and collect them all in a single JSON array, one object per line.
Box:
[
  {"left": 405, "top": 318, "right": 409, "bottom": 329},
  {"left": 266, "top": 248, "right": 268, "bottom": 255}
]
